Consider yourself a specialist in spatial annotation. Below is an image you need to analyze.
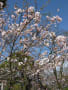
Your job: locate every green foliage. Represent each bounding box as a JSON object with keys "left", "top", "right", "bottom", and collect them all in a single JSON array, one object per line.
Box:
[
  {"left": 11, "top": 51, "right": 32, "bottom": 60},
  {"left": 64, "top": 88, "right": 68, "bottom": 90},
  {"left": 4, "top": 83, "right": 21, "bottom": 90},
  {"left": 11, "top": 51, "right": 34, "bottom": 69},
  {"left": 0, "top": 51, "right": 34, "bottom": 89},
  {"left": 12, "top": 83, "right": 21, "bottom": 90},
  {"left": 0, "top": 61, "right": 8, "bottom": 68}
]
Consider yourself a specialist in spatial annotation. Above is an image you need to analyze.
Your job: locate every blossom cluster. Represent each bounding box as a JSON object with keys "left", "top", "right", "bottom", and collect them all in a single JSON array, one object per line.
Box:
[
  {"left": 46, "top": 15, "right": 62, "bottom": 23},
  {"left": 0, "top": 6, "right": 67, "bottom": 70},
  {"left": 0, "top": 5, "right": 68, "bottom": 90}
]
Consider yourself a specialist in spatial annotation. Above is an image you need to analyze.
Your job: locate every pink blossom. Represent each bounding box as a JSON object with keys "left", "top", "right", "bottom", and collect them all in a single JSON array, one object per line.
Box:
[
  {"left": 2, "top": 31, "right": 6, "bottom": 36},
  {"left": 34, "top": 12, "right": 41, "bottom": 23},
  {"left": 15, "top": 8, "right": 22, "bottom": 15},
  {"left": 57, "top": 8, "right": 60, "bottom": 12},
  {"left": 56, "top": 15, "right": 62, "bottom": 22},
  {"left": 11, "top": 14, "right": 15, "bottom": 18},
  {"left": 56, "top": 35, "right": 66, "bottom": 48},
  {"left": 0, "top": 2, "right": 3, "bottom": 8},
  {"left": 28, "top": 6, "right": 35, "bottom": 13},
  {"left": 46, "top": 16, "right": 50, "bottom": 20},
  {"left": 50, "top": 17, "right": 56, "bottom": 23}
]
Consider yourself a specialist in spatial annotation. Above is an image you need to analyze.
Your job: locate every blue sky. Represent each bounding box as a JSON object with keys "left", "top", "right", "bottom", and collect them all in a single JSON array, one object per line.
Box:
[
  {"left": 44, "top": 0, "right": 68, "bottom": 31},
  {"left": 7, "top": 0, "right": 68, "bottom": 31}
]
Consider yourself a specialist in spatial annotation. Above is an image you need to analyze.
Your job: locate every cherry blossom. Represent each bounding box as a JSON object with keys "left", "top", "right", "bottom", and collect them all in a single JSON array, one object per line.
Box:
[
  {"left": 0, "top": 5, "right": 67, "bottom": 90},
  {"left": 56, "top": 35, "right": 66, "bottom": 48},
  {"left": 28, "top": 6, "right": 35, "bottom": 13},
  {"left": 1, "top": 31, "right": 6, "bottom": 36},
  {"left": 0, "top": 2, "right": 3, "bottom": 8},
  {"left": 56, "top": 15, "right": 62, "bottom": 22},
  {"left": 34, "top": 12, "right": 41, "bottom": 23}
]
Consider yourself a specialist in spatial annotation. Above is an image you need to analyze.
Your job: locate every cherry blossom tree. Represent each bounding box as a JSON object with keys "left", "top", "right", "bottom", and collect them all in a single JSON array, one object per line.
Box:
[{"left": 0, "top": 1, "right": 68, "bottom": 90}]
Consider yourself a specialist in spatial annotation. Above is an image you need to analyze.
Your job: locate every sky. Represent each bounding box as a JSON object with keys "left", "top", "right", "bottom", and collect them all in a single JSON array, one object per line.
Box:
[
  {"left": 7, "top": 0, "right": 68, "bottom": 32},
  {"left": 44, "top": 0, "right": 68, "bottom": 31}
]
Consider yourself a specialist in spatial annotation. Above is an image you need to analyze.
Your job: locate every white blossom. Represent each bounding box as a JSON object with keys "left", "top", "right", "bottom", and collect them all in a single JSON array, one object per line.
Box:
[
  {"left": 28, "top": 6, "right": 35, "bottom": 13},
  {"left": 24, "top": 57, "right": 27, "bottom": 62},
  {"left": 11, "top": 14, "right": 15, "bottom": 18},
  {"left": 57, "top": 8, "right": 60, "bottom": 12},
  {"left": 39, "top": 57, "right": 49, "bottom": 65},
  {"left": 56, "top": 15, "right": 62, "bottom": 22},
  {"left": 32, "top": 34, "right": 36, "bottom": 40},
  {"left": 7, "top": 57, "right": 10, "bottom": 61},
  {"left": 34, "top": 12, "right": 41, "bottom": 23},
  {"left": 18, "top": 62, "right": 23, "bottom": 66},
  {"left": 56, "top": 35, "right": 66, "bottom": 48},
  {"left": 0, "top": 2, "right": 3, "bottom": 8},
  {"left": 50, "top": 17, "right": 56, "bottom": 23},
  {"left": 15, "top": 8, "right": 22, "bottom": 15},
  {"left": 2, "top": 31, "right": 6, "bottom": 36},
  {"left": 46, "top": 16, "right": 50, "bottom": 20}
]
